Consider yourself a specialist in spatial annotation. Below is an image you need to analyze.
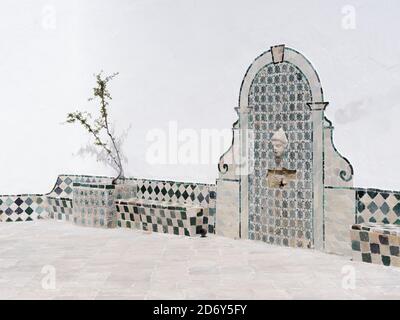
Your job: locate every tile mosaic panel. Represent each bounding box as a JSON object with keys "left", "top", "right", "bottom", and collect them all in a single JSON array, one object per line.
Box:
[
  {"left": 135, "top": 179, "right": 216, "bottom": 206},
  {"left": 356, "top": 189, "right": 400, "bottom": 225},
  {"left": 350, "top": 223, "right": 400, "bottom": 267},
  {"left": 46, "top": 196, "right": 73, "bottom": 221},
  {"left": 248, "top": 61, "right": 313, "bottom": 248},
  {"left": 0, "top": 194, "right": 47, "bottom": 222},
  {"left": 72, "top": 183, "right": 118, "bottom": 228},
  {"left": 116, "top": 199, "right": 209, "bottom": 236}
]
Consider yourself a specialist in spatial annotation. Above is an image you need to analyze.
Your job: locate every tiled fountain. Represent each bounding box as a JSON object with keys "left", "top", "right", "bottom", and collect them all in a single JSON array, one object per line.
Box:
[
  {"left": 216, "top": 44, "right": 400, "bottom": 266},
  {"left": 1, "top": 44, "right": 399, "bottom": 268}
]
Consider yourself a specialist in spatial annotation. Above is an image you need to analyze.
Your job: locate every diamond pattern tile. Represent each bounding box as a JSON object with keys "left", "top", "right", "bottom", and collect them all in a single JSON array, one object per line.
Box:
[
  {"left": 356, "top": 189, "right": 400, "bottom": 225},
  {"left": 1, "top": 174, "right": 216, "bottom": 231},
  {"left": 0, "top": 194, "right": 47, "bottom": 222}
]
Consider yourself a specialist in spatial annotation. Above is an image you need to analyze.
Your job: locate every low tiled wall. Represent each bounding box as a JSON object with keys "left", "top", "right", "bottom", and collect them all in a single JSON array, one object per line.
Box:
[
  {"left": 0, "top": 175, "right": 115, "bottom": 222},
  {"left": 0, "top": 175, "right": 133, "bottom": 223},
  {"left": 0, "top": 194, "right": 47, "bottom": 222},
  {"left": 0, "top": 174, "right": 216, "bottom": 234},
  {"left": 324, "top": 186, "right": 400, "bottom": 257}
]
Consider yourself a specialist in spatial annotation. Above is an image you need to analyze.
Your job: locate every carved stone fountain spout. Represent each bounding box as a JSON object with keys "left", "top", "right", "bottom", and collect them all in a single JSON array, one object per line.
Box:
[{"left": 267, "top": 128, "right": 296, "bottom": 188}]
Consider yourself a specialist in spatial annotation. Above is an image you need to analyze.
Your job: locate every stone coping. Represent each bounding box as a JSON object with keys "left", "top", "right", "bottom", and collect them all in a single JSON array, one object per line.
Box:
[
  {"left": 47, "top": 196, "right": 73, "bottom": 201},
  {"left": 116, "top": 198, "right": 203, "bottom": 212},
  {"left": 0, "top": 193, "right": 44, "bottom": 198},
  {"left": 351, "top": 223, "right": 400, "bottom": 236},
  {"left": 72, "top": 182, "right": 116, "bottom": 189},
  {"left": 58, "top": 173, "right": 216, "bottom": 188},
  {"left": 325, "top": 185, "right": 400, "bottom": 194}
]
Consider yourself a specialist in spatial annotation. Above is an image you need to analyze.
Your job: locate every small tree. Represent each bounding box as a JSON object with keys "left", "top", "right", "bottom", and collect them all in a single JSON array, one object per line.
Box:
[{"left": 66, "top": 71, "right": 126, "bottom": 184}]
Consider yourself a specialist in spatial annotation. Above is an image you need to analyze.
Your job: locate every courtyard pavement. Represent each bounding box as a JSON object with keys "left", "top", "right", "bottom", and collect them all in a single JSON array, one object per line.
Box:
[{"left": 0, "top": 220, "right": 399, "bottom": 300}]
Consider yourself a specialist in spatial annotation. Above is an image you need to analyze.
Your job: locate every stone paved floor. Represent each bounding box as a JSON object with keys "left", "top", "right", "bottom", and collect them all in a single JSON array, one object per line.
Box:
[{"left": 1, "top": 220, "right": 399, "bottom": 300}]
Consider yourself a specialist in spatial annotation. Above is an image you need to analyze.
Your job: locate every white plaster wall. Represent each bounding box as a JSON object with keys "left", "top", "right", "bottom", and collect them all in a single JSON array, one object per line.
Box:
[
  {"left": 216, "top": 179, "right": 240, "bottom": 239},
  {"left": 324, "top": 188, "right": 356, "bottom": 256},
  {"left": 1, "top": 0, "right": 400, "bottom": 194}
]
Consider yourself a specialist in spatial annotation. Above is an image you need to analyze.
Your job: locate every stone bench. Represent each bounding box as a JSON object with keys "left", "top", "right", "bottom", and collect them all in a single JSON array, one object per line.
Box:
[
  {"left": 115, "top": 198, "right": 209, "bottom": 236},
  {"left": 350, "top": 222, "right": 400, "bottom": 267}
]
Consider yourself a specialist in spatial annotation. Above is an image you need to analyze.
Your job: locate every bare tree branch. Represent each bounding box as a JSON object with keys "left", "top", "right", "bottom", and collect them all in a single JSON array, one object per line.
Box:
[{"left": 65, "top": 71, "right": 127, "bottom": 184}]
